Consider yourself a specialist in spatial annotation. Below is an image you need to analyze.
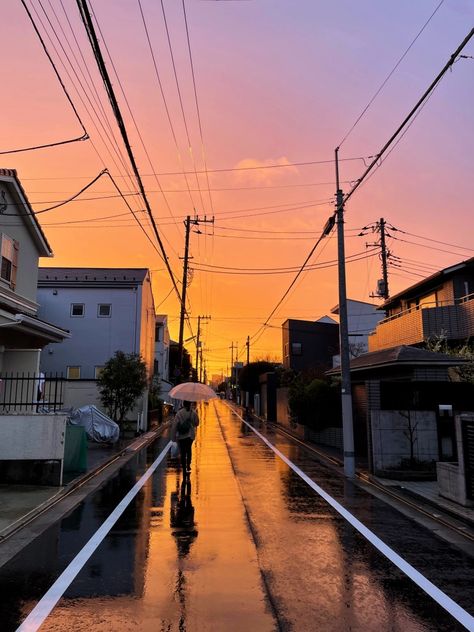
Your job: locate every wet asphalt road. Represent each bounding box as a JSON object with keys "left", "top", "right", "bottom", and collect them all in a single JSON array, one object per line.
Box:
[{"left": 0, "top": 400, "right": 473, "bottom": 631}]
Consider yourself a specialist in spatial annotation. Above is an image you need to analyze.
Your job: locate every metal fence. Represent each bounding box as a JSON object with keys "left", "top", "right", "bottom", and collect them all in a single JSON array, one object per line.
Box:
[{"left": 0, "top": 373, "right": 65, "bottom": 413}]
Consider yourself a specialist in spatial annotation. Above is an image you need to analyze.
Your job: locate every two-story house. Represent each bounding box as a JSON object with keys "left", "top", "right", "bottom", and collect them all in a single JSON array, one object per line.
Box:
[
  {"left": 283, "top": 299, "right": 384, "bottom": 373},
  {"left": 369, "top": 257, "right": 474, "bottom": 351},
  {"left": 37, "top": 268, "right": 156, "bottom": 425},
  {"left": 0, "top": 169, "right": 69, "bottom": 377}
]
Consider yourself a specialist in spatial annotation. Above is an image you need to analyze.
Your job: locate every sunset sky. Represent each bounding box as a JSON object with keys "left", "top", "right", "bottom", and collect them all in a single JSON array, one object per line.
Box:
[{"left": 2, "top": 0, "right": 473, "bottom": 377}]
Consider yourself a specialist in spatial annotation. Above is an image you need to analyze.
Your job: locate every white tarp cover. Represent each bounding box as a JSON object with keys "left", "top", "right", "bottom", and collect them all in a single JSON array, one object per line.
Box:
[{"left": 69, "top": 405, "right": 120, "bottom": 444}]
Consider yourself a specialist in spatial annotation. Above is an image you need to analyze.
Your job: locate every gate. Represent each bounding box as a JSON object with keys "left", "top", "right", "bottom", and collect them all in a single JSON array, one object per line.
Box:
[{"left": 461, "top": 416, "right": 474, "bottom": 501}]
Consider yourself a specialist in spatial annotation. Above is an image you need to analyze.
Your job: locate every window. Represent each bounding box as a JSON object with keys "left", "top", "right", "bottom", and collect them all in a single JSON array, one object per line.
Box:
[
  {"left": 71, "top": 303, "right": 85, "bottom": 317},
  {"left": 0, "top": 234, "right": 19, "bottom": 289},
  {"left": 291, "top": 342, "right": 302, "bottom": 356},
  {"left": 67, "top": 366, "right": 81, "bottom": 379},
  {"left": 94, "top": 366, "right": 104, "bottom": 378},
  {"left": 98, "top": 303, "right": 111, "bottom": 317}
]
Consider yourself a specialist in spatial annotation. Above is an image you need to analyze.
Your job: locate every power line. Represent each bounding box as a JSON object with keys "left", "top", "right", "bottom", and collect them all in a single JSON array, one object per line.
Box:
[
  {"left": 0, "top": 170, "right": 108, "bottom": 216},
  {"left": 182, "top": 0, "right": 214, "bottom": 215},
  {"left": 90, "top": 1, "right": 182, "bottom": 252},
  {"left": 342, "top": 28, "right": 474, "bottom": 206},
  {"left": 137, "top": 0, "right": 196, "bottom": 210},
  {"left": 192, "top": 251, "right": 378, "bottom": 275},
  {"left": 390, "top": 235, "right": 472, "bottom": 258},
  {"left": 160, "top": 0, "right": 206, "bottom": 214},
  {"left": 76, "top": 0, "right": 181, "bottom": 301},
  {"left": 6, "top": 0, "right": 89, "bottom": 155},
  {"left": 17, "top": 155, "right": 372, "bottom": 179},
  {"left": 338, "top": 0, "right": 445, "bottom": 147},
  {"left": 393, "top": 227, "right": 474, "bottom": 253}
]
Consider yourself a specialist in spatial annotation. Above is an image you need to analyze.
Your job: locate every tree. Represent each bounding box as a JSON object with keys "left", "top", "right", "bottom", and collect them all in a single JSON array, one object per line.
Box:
[
  {"left": 97, "top": 351, "right": 148, "bottom": 425},
  {"left": 169, "top": 342, "right": 195, "bottom": 382},
  {"left": 288, "top": 376, "right": 341, "bottom": 430},
  {"left": 425, "top": 333, "right": 474, "bottom": 383}
]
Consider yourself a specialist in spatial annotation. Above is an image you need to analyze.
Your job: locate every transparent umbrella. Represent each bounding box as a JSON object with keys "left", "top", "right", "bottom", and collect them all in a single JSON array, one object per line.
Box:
[{"left": 169, "top": 382, "right": 217, "bottom": 402}]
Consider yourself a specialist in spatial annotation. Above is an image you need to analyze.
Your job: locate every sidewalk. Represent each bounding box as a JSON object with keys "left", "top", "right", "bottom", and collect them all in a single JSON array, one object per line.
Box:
[{"left": 0, "top": 428, "right": 162, "bottom": 542}]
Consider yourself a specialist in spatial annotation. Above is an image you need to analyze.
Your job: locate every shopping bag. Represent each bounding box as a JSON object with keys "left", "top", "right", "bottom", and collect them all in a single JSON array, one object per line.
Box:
[{"left": 170, "top": 441, "right": 179, "bottom": 459}]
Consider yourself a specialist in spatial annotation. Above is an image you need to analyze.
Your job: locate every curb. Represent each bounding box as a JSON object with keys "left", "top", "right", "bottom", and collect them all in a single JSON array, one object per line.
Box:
[{"left": 0, "top": 423, "right": 168, "bottom": 543}]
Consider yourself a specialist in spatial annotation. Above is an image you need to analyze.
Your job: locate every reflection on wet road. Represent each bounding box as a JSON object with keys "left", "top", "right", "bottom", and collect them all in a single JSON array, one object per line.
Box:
[{"left": 0, "top": 400, "right": 473, "bottom": 631}]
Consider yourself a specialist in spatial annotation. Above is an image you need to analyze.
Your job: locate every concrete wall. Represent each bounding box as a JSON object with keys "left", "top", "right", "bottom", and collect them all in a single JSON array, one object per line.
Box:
[
  {"left": 38, "top": 286, "right": 142, "bottom": 379},
  {"left": 370, "top": 410, "right": 438, "bottom": 473},
  {"left": 437, "top": 414, "right": 474, "bottom": 507}
]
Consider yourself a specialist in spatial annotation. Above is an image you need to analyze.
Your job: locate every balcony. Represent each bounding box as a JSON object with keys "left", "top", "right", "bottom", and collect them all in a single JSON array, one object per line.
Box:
[{"left": 368, "top": 294, "right": 474, "bottom": 351}]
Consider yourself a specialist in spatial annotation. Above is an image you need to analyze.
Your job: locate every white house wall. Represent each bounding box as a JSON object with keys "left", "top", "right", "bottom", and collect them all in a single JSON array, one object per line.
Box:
[
  {"left": 38, "top": 286, "right": 144, "bottom": 378},
  {"left": 0, "top": 186, "right": 42, "bottom": 311}
]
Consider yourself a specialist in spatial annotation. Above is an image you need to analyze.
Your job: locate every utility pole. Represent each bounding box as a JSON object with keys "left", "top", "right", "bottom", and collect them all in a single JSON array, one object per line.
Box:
[
  {"left": 246, "top": 335, "right": 250, "bottom": 365},
  {"left": 199, "top": 346, "right": 203, "bottom": 383},
  {"left": 335, "top": 147, "right": 356, "bottom": 479},
  {"left": 366, "top": 218, "right": 391, "bottom": 300},
  {"left": 230, "top": 342, "right": 235, "bottom": 386},
  {"left": 178, "top": 216, "right": 214, "bottom": 378},
  {"left": 178, "top": 216, "right": 191, "bottom": 376},
  {"left": 194, "top": 315, "right": 211, "bottom": 382}
]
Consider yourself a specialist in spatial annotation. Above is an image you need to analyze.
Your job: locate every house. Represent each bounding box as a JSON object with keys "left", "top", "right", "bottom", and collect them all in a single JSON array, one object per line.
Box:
[
  {"left": 0, "top": 169, "right": 69, "bottom": 376},
  {"left": 37, "top": 268, "right": 156, "bottom": 427},
  {"left": 282, "top": 319, "right": 339, "bottom": 373},
  {"left": 330, "top": 299, "right": 384, "bottom": 365},
  {"left": 154, "top": 314, "right": 172, "bottom": 402},
  {"left": 282, "top": 300, "right": 383, "bottom": 373},
  {"left": 369, "top": 257, "right": 474, "bottom": 351},
  {"left": 0, "top": 168, "right": 70, "bottom": 485},
  {"left": 327, "top": 345, "right": 473, "bottom": 494}
]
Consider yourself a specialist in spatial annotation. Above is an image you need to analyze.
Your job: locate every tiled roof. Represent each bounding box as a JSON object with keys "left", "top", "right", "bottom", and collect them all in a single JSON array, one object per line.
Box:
[
  {"left": 38, "top": 267, "right": 149, "bottom": 284},
  {"left": 329, "top": 344, "right": 468, "bottom": 374}
]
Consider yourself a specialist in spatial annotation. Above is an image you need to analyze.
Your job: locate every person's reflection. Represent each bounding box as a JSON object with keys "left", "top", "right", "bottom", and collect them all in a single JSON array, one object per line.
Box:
[{"left": 170, "top": 478, "right": 198, "bottom": 558}]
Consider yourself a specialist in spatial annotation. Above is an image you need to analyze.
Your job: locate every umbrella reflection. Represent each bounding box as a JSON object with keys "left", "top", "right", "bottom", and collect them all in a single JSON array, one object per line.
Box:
[{"left": 170, "top": 479, "right": 198, "bottom": 558}]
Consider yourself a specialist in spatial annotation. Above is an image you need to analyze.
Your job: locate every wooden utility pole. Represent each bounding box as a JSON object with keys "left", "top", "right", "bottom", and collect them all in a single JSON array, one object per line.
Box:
[{"left": 246, "top": 335, "right": 250, "bottom": 365}]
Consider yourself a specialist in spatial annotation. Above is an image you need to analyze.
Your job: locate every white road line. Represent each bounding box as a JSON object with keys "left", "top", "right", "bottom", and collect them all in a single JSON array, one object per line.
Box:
[
  {"left": 17, "top": 441, "right": 172, "bottom": 632},
  {"left": 226, "top": 406, "right": 474, "bottom": 632}
]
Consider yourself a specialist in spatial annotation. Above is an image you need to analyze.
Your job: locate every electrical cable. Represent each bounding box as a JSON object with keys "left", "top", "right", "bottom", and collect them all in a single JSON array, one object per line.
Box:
[
  {"left": 137, "top": 0, "right": 196, "bottom": 211},
  {"left": 90, "top": 2, "right": 181, "bottom": 253},
  {"left": 192, "top": 251, "right": 378, "bottom": 275},
  {"left": 338, "top": 0, "right": 445, "bottom": 147},
  {"left": 181, "top": 0, "right": 214, "bottom": 216},
  {"left": 76, "top": 0, "right": 181, "bottom": 302},
  {"left": 393, "top": 228, "right": 474, "bottom": 253},
  {"left": 159, "top": 0, "right": 206, "bottom": 214},
  {"left": 342, "top": 28, "right": 474, "bottom": 206},
  {"left": 0, "top": 170, "right": 108, "bottom": 216},
  {"left": 5, "top": 0, "right": 89, "bottom": 155}
]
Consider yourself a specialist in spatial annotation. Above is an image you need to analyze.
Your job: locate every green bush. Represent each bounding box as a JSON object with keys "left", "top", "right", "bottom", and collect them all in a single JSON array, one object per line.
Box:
[{"left": 288, "top": 377, "right": 341, "bottom": 430}]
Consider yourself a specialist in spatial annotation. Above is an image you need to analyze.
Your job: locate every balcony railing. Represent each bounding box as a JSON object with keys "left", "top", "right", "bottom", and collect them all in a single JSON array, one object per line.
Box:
[
  {"left": 0, "top": 373, "right": 65, "bottom": 413},
  {"left": 369, "top": 294, "right": 474, "bottom": 351}
]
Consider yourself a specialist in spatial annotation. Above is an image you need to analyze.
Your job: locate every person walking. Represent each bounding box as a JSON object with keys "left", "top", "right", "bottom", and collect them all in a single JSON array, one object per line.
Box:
[{"left": 171, "top": 401, "right": 199, "bottom": 476}]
